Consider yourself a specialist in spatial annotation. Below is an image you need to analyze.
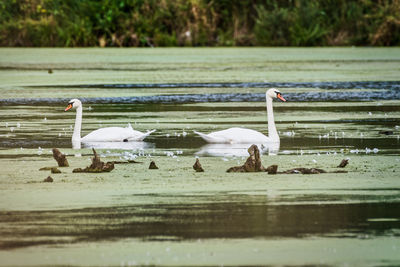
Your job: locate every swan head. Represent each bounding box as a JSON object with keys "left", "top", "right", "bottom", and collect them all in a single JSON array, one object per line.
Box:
[
  {"left": 65, "top": 99, "right": 82, "bottom": 111},
  {"left": 266, "top": 88, "right": 286, "bottom": 102}
]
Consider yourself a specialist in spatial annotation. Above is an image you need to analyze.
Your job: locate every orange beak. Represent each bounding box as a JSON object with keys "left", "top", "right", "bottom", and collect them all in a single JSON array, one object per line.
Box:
[
  {"left": 277, "top": 93, "right": 286, "bottom": 102},
  {"left": 65, "top": 104, "right": 73, "bottom": 111}
]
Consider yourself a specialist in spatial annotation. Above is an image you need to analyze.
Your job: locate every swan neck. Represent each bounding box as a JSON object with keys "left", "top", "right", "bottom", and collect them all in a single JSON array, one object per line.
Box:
[
  {"left": 266, "top": 96, "right": 279, "bottom": 141},
  {"left": 72, "top": 106, "right": 82, "bottom": 142}
]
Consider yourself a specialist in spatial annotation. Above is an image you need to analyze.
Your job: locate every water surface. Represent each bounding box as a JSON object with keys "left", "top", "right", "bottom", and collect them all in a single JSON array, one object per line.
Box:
[{"left": 1, "top": 48, "right": 400, "bottom": 266}]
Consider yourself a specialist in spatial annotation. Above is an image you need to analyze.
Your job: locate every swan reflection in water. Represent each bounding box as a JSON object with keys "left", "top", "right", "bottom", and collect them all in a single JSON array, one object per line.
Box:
[
  {"left": 195, "top": 142, "right": 279, "bottom": 157},
  {"left": 73, "top": 140, "right": 154, "bottom": 150}
]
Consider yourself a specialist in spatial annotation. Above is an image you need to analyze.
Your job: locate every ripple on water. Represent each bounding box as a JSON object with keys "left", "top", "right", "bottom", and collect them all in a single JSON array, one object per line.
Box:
[{"left": 1, "top": 89, "right": 400, "bottom": 106}]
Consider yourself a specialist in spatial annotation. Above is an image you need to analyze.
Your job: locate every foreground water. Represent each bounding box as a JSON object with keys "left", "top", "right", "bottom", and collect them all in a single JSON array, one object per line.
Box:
[{"left": 0, "top": 48, "right": 400, "bottom": 266}]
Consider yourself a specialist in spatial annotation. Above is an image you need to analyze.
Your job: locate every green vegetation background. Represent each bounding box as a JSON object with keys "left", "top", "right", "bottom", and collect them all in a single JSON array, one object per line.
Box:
[{"left": 1, "top": 0, "right": 400, "bottom": 47}]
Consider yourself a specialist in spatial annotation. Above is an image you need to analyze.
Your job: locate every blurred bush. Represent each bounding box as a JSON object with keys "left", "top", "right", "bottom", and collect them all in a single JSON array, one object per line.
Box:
[{"left": 0, "top": 0, "right": 399, "bottom": 46}]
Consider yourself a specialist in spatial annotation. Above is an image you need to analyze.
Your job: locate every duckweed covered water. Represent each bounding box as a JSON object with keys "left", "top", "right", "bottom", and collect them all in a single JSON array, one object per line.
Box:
[{"left": 1, "top": 48, "right": 400, "bottom": 266}]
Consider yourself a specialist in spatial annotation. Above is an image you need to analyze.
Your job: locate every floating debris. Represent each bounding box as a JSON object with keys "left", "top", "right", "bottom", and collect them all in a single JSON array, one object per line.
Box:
[
  {"left": 226, "top": 145, "right": 330, "bottom": 174},
  {"left": 338, "top": 159, "right": 349, "bottom": 168},
  {"left": 109, "top": 160, "right": 143, "bottom": 164},
  {"left": 43, "top": 176, "right": 53, "bottom": 183},
  {"left": 265, "top": 165, "right": 278, "bottom": 174},
  {"left": 73, "top": 148, "right": 114, "bottom": 173},
  {"left": 51, "top": 168, "right": 61, "bottom": 174},
  {"left": 52, "top": 148, "right": 69, "bottom": 167},
  {"left": 39, "top": 167, "right": 54, "bottom": 171},
  {"left": 379, "top": 130, "right": 394, "bottom": 135},
  {"left": 332, "top": 170, "right": 348, "bottom": 173},
  {"left": 193, "top": 158, "right": 204, "bottom": 172},
  {"left": 149, "top": 161, "right": 159, "bottom": 169},
  {"left": 284, "top": 168, "right": 327, "bottom": 174}
]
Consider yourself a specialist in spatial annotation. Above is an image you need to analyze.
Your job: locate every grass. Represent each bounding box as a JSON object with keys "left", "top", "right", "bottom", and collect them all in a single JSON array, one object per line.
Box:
[{"left": 1, "top": 0, "right": 400, "bottom": 47}]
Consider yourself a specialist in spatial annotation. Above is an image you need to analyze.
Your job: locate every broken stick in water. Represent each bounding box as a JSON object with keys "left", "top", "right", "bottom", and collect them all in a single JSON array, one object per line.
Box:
[
  {"left": 227, "top": 144, "right": 268, "bottom": 172},
  {"left": 52, "top": 148, "right": 69, "bottom": 167},
  {"left": 337, "top": 159, "right": 349, "bottom": 168},
  {"left": 73, "top": 148, "right": 114, "bottom": 173}
]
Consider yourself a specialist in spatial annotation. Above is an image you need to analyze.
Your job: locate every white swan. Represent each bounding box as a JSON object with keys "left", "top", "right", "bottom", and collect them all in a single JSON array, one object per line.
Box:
[
  {"left": 194, "top": 88, "right": 286, "bottom": 144},
  {"left": 65, "top": 99, "right": 155, "bottom": 145}
]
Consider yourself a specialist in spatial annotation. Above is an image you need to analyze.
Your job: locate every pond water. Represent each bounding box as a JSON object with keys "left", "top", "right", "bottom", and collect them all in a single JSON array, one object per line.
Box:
[{"left": 0, "top": 48, "right": 400, "bottom": 266}]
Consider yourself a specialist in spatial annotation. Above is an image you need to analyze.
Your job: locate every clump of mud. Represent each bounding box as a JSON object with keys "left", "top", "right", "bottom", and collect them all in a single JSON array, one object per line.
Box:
[
  {"left": 52, "top": 148, "right": 69, "bottom": 167},
  {"left": 284, "top": 168, "right": 327, "bottom": 174},
  {"left": 110, "top": 160, "right": 142, "bottom": 164},
  {"left": 43, "top": 176, "right": 53, "bottom": 183},
  {"left": 226, "top": 144, "right": 344, "bottom": 175},
  {"left": 379, "top": 130, "right": 394, "bottom": 135},
  {"left": 39, "top": 167, "right": 53, "bottom": 171},
  {"left": 73, "top": 149, "right": 114, "bottom": 173},
  {"left": 265, "top": 165, "right": 278, "bottom": 174},
  {"left": 193, "top": 158, "right": 204, "bottom": 172},
  {"left": 149, "top": 161, "right": 159, "bottom": 169},
  {"left": 227, "top": 145, "right": 276, "bottom": 173},
  {"left": 337, "top": 159, "right": 349, "bottom": 168},
  {"left": 51, "top": 168, "right": 61, "bottom": 174}
]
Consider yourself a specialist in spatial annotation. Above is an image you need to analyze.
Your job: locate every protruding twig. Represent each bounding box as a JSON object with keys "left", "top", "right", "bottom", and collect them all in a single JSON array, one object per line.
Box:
[
  {"left": 52, "top": 148, "right": 69, "bottom": 167},
  {"left": 337, "top": 159, "right": 349, "bottom": 168},
  {"left": 227, "top": 145, "right": 266, "bottom": 172},
  {"left": 73, "top": 148, "right": 114, "bottom": 173}
]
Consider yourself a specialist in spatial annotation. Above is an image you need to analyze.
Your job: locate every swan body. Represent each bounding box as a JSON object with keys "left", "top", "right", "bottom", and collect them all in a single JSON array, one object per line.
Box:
[
  {"left": 65, "top": 99, "right": 155, "bottom": 144},
  {"left": 194, "top": 127, "right": 271, "bottom": 144},
  {"left": 194, "top": 88, "right": 286, "bottom": 144},
  {"left": 81, "top": 124, "right": 154, "bottom": 142}
]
